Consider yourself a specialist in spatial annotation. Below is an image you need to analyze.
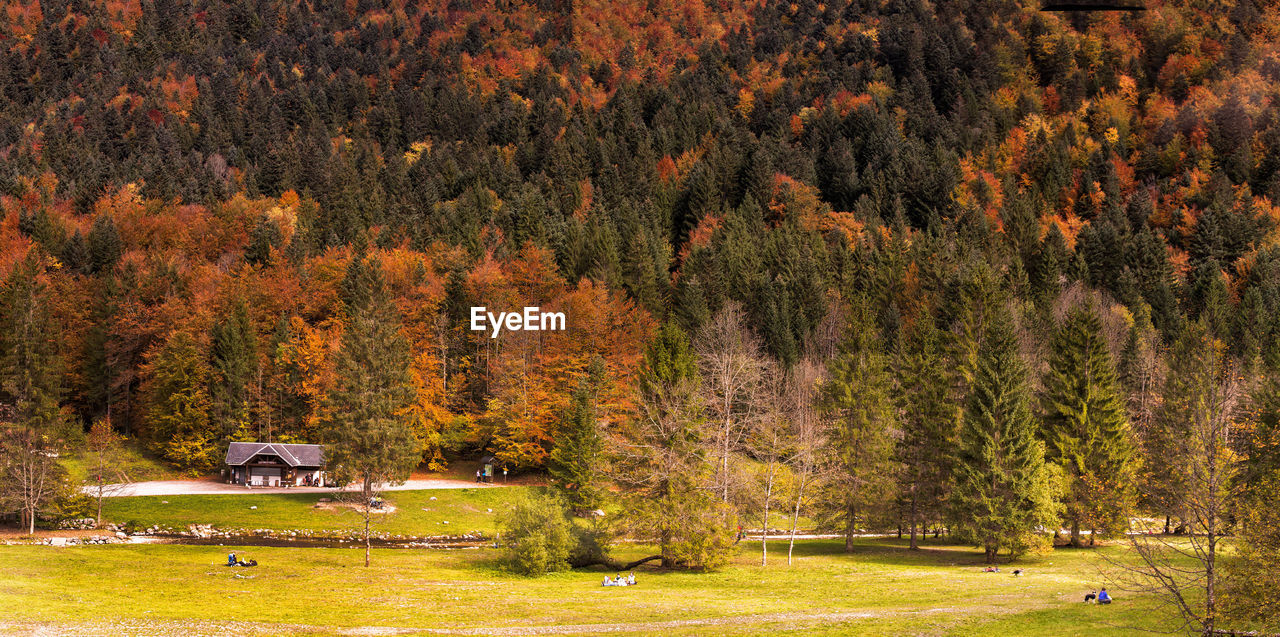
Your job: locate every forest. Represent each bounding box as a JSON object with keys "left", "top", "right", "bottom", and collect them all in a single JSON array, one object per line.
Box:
[{"left": 1, "top": 0, "right": 1280, "bottom": 632}]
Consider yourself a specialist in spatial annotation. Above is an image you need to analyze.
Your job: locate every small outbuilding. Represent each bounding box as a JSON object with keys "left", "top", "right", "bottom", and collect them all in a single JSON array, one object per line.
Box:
[{"left": 225, "top": 442, "right": 325, "bottom": 487}]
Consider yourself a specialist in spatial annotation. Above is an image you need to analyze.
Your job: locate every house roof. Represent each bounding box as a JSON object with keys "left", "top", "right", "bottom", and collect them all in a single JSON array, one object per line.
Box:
[{"left": 225, "top": 442, "right": 324, "bottom": 467}]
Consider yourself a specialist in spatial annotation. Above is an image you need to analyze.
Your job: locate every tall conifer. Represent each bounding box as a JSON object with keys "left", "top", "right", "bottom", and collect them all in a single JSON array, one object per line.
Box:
[
  {"left": 950, "top": 308, "right": 1058, "bottom": 563},
  {"left": 1042, "top": 305, "right": 1138, "bottom": 546}
]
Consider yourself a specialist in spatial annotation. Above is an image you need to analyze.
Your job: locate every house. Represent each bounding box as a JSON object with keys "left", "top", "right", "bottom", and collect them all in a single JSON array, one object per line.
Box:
[{"left": 224, "top": 442, "right": 325, "bottom": 487}]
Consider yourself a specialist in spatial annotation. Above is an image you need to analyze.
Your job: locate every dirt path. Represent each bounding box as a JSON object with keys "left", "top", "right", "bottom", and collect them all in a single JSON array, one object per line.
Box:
[
  {"left": 0, "top": 605, "right": 1000, "bottom": 637},
  {"left": 82, "top": 478, "right": 503, "bottom": 497}
]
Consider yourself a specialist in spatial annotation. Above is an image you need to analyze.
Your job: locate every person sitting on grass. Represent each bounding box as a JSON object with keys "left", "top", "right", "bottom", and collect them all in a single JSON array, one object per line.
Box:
[
  {"left": 602, "top": 576, "right": 612, "bottom": 587},
  {"left": 226, "top": 552, "right": 237, "bottom": 566},
  {"left": 1097, "top": 588, "right": 1112, "bottom": 604},
  {"left": 1084, "top": 590, "right": 1097, "bottom": 603},
  {"left": 627, "top": 572, "right": 636, "bottom": 585},
  {"left": 983, "top": 566, "right": 1000, "bottom": 573}
]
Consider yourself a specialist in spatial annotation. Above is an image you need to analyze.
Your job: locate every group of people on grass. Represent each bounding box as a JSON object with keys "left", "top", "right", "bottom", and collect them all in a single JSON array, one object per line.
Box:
[
  {"left": 226, "top": 552, "right": 258, "bottom": 567},
  {"left": 981, "top": 565, "right": 1113, "bottom": 604},
  {"left": 602, "top": 572, "right": 637, "bottom": 587}
]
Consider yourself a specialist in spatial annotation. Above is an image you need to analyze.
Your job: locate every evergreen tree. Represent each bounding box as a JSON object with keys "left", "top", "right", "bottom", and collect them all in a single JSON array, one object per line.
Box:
[
  {"left": 0, "top": 253, "right": 69, "bottom": 533},
  {"left": 1041, "top": 304, "right": 1138, "bottom": 546},
  {"left": 548, "top": 358, "right": 607, "bottom": 513},
  {"left": 321, "top": 257, "right": 419, "bottom": 499},
  {"left": 893, "top": 318, "right": 958, "bottom": 549},
  {"left": 210, "top": 299, "right": 258, "bottom": 443},
  {"left": 245, "top": 215, "right": 282, "bottom": 266},
  {"left": 61, "top": 231, "right": 89, "bottom": 274},
  {"left": 818, "top": 300, "right": 897, "bottom": 552},
  {"left": 1147, "top": 321, "right": 1221, "bottom": 533},
  {"left": 617, "top": 321, "right": 735, "bottom": 569},
  {"left": 950, "top": 308, "right": 1058, "bottom": 563},
  {"left": 87, "top": 214, "right": 123, "bottom": 274}
]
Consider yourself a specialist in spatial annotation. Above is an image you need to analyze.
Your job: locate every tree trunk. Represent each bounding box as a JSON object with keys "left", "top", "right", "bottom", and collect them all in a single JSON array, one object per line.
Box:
[
  {"left": 760, "top": 468, "right": 772, "bottom": 567},
  {"left": 787, "top": 472, "right": 808, "bottom": 566},
  {"left": 621, "top": 555, "right": 663, "bottom": 570},
  {"left": 1070, "top": 518, "right": 1081, "bottom": 548},
  {"left": 364, "top": 509, "right": 371, "bottom": 567},
  {"left": 844, "top": 501, "right": 856, "bottom": 552},
  {"left": 908, "top": 491, "right": 919, "bottom": 550}
]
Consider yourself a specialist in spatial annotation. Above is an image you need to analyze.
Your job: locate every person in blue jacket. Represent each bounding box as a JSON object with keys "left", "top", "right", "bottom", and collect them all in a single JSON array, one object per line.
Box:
[{"left": 1097, "top": 588, "right": 1113, "bottom": 604}]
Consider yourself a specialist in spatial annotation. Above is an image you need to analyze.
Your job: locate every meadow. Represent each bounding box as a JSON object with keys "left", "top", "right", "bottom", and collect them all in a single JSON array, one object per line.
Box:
[
  {"left": 2, "top": 535, "right": 1173, "bottom": 636},
  {"left": 99, "top": 487, "right": 528, "bottom": 537}
]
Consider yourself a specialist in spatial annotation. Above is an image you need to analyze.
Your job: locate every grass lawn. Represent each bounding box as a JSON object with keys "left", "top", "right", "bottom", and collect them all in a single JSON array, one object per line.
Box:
[
  {"left": 101, "top": 487, "right": 539, "bottom": 537},
  {"left": 0, "top": 537, "right": 1176, "bottom": 636},
  {"left": 101, "top": 487, "right": 810, "bottom": 538},
  {"left": 60, "top": 441, "right": 184, "bottom": 484}
]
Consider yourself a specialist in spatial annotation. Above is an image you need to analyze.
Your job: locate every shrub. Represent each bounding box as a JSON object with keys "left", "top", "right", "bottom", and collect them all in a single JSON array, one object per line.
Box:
[{"left": 499, "top": 492, "right": 575, "bottom": 576}]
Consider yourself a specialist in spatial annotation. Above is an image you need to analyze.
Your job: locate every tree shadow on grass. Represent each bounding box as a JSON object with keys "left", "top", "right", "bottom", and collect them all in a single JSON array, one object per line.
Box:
[{"left": 755, "top": 537, "right": 1050, "bottom": 568}]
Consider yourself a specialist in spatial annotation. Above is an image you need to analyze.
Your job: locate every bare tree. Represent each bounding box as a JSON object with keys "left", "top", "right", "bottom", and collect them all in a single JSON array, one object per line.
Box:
[
  {"left": 335, "top": 474, "right": 394, "bottom": 568},
  {"left": 0, "top": 424, "right": 61, "bottom": 535},
  {"left": 783, "top": 358, "right": 826, "bottom": 565},
  {"left": 696, "top": 303, "right": 767, "bottom": 514},
  {"left": 745, "top": 359, "right": 787, "bottom": 566},
  {"left": 85, "top": 418, "right": 130, "bottom": 527},
  {"left": 1110, "top": 330, "right": 1247, "bottom": 636}
]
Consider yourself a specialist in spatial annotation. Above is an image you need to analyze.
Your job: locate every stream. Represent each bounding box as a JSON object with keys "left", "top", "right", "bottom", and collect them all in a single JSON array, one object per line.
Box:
[{"left": 126, "top": 534, "right": 492, "bottom": 549}]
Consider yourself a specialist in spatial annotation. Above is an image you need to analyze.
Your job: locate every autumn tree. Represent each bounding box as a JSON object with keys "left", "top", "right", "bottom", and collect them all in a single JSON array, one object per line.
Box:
[
  {"left": 143, "top": 331, "right": 216, "bottom": 472},
  {"left": 696, "top": 302, "right": 767, "bottom": 515},
  {"left": 84, "top": 417, "right": 128, "bottom": 526}
]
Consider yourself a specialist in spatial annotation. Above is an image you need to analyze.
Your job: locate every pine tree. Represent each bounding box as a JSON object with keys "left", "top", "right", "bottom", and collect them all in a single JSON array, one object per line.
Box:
[
  {"left": 1041, "top": 304, "right": 1138, "bottom": 546},
  {"left": 1146, "top": 321, "right": 1221, "bottom": 533},
  {"left": 321, "top": 257, "right": 419, "bottom": 498},
  {"left": 61, "top": 231, "right": 89, "bottom": 274},
  {"left": 894, "top": 318, "right": 959, "bottom": 549},
  {"left": 321, "top": 257, "right": 420, "bottom": 566},
  {"left": 819, "top": 300, "right": 897, "bottom": 552},
  {"left": 143, "top": 331, "right": 216, "bottom": 472},
  {"left": 0, "top": 253, "right": 69, "bottom": 534},
  {"left": 549, "top": 358, "right": 607, "bottom": 513},
  {"left": 210, "top": 299, "right": 258, "bottom": 443},
  {"left": 87, "top": 214, "right": 123, "bottom": 274},
  {"left": 950, "top": 308, "right": 1058, "bottom": 563},
  {"left": 245, "top": 215, "right": 282, "bottom": 266}
]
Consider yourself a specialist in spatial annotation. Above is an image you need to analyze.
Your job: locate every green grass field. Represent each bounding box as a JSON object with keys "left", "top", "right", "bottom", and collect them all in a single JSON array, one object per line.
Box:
[
  {"left": 0, "top": 536, "right": 1173, "bottom": 636},
  {"left": 99, "top": 487, "right": 812, "bottom": 538},
  {"left": 101, "top": 487, "right": 536, "bottom": 537},
  {"left": 60, "top": 441, "right": 184, "bottom": 484}
]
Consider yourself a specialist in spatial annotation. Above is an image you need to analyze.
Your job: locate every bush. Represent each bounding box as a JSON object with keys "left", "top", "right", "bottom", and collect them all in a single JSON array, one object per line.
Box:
[
  {"left": 568, "top": 518, "right": 612, "bottom": 567},
  {"left": 499, "top": 493, "right": 575, "bottom": 576}
]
